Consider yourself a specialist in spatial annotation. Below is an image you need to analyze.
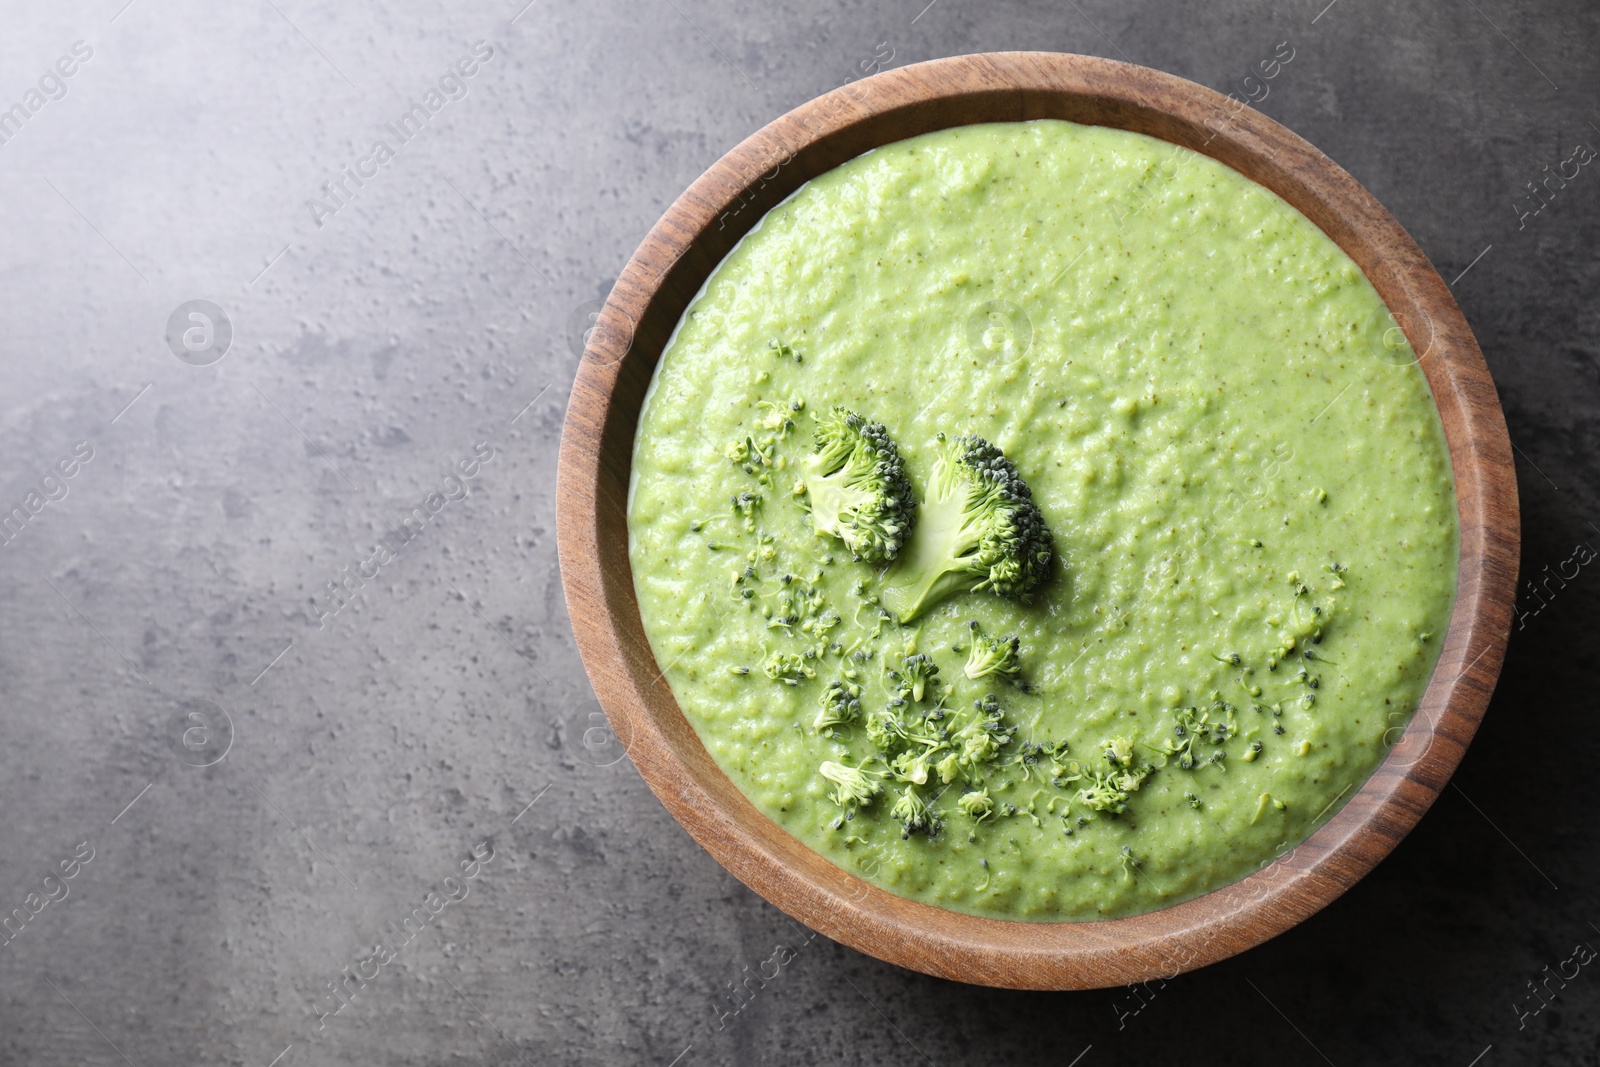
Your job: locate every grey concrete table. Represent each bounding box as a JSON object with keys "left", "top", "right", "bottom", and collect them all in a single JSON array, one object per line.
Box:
[{"left": 0, "top": 0, "right": 1592, "bottom": 1064}]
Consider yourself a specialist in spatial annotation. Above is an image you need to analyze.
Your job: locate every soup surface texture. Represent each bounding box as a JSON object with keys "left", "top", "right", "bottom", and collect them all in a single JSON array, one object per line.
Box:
[{"left": 627, "top": 119, "right": 1457, "bottom": 920}]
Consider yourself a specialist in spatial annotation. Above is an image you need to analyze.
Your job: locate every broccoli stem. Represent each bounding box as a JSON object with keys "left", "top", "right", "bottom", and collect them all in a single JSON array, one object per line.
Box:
[{"left": 879, "top": 488, "right": 986, "bottom": 622}]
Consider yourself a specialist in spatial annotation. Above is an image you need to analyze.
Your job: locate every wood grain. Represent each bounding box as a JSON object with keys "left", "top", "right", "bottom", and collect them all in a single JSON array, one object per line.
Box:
[{"left": 555, "top": 52, "right": 1520, "bottom": 990}]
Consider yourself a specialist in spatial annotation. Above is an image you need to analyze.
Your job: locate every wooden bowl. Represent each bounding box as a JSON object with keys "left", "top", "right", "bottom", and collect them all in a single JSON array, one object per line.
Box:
[{"left": 556, "top": 52, "right": 1519, "bottom": 990}]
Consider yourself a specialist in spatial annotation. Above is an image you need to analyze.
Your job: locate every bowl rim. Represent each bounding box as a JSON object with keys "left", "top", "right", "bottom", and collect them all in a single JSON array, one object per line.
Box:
[{"left": 555, "top": 50, "right": 1520, "bottom": 990}]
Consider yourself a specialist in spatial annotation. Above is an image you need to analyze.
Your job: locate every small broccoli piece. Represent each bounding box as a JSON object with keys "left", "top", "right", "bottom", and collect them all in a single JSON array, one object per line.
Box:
[
  {"left": 880, "top": 434, "right": 1053, "bottom": 622},
  {"left": 1083, "top": 772, "right": 1146, "bottom": 811},
  {"left": 731, "top": 491, "right": 761, "bottom": 532},
  {"left": 1251, "top": 791, "right": 1288, "bottom": 823},
  {"left": 1111, "top": 764, "right": 1152, "bottom": 794},
  {"left": 890, "top": 746, "right": 937, "bottom": 786},
  {"left": 895, "top": 653, "right": 940, "bottom": 703},
  {"left": 953, "top": 699, "right": 1010, "bottom": 768},
  {"left": 1009, "top": 739, "right": 1055, "bottom": 784},
  {"left": 890, "top": 786, "right": 937, "bottom": 836},
  {"left": 814, "top": 680, "right": 862, "bottom": 733},
  {"left": 1071, "top": 735, "right": 1152, "bottom": 813},
  {"left": 725, "top": 435, "right": 775, "bottom": 474},
  {"left": 963, "top": 623, "right": 1022, "bottom": 682},
  {"left": 764, "top": 576, "right": 833, "bottom": 640},
  {"left": 865, "top": 707, "right": 908, "bottom": 752},
  {"left": 762, "top": 651, "right": 815, "bottom": 687},
  {"left": 958, "top": 788, "right": 995, "bottom": 822},
  {"left": 910, "top": 695, "right": 1014, "bottom": 786},
  {"left": 867, "top": 694, "right": 965, "bottom": 789},
  {"left": 1104, "top": 736, "right": 1136, "bottom": 768},
  {"left": 799, "top": 407, "right": 916, "bottom": 563},
  {"left": 866, "top": 702, "right": 942, "bottom": 753},
  {"left": 1120, "top": 845, "right": 1141, "bottom": 880},
  {"left": 755, "top": 398, "right": 800, "bottom": 438},
  {"left": 1076, "top": 769, "right": 1131, "bottom": 814},
  {"left": 1166, "top": 700, "right": 1236, "bottom": 769},
  {"left": 819, "top": 759, "right": 883, "bottom": 821},
  {"left": 955, "top": 731, "right": 1001, "bottom": 774}
]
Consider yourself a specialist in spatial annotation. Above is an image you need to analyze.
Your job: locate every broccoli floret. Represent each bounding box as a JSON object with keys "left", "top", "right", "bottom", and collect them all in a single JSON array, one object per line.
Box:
[
  {"left": 890, "top": 786, "right": 937, "bottom": 836},
  {"left": 1104, "top": 735, "right": 1137, "bottom": 768},
  {"left": 814, "top": 680, "right": 862, "bottom": 733},
  {"left": 880, "top": 434, "right": 1053, "bottom": 622},
  {"left": 866, "top": 701, "right": 941, "bottom": 752},
  {"left": 762, "top": 651, "right": 814, "bottom": 687},
  {"left": 864, "top": 707, "right": 904, "bottom": 752},
  {"left": 819, "top": 759, "right": 883, "bottom": 821},
  {"left": 799, "top": 407, "right": 916, "bottom": 563},
  {"left": 1067, "top": 735, "right": 1151, "bottom": 814},
  {"left": 963, "top": 623, "right": 1022, "bottom": 681},
  {"left": 926, "top": 696, "right": 1014, "bottom": 786},
  {"left": 755, "top": 397, "right": 801, "bottom": 438},
  {"left": 894, "top": 653, "right": 940, "bottom": 704},
  {"left": 1076, "top": 769, "right": 1132, "bottom": 814},
  {"left": 866, "top": 681, "right": 1022, "bottom": 803},
  {"left": 890, "top": 745, "right": 937, "bottom": 786},
  {"left": 952, "top": 698, "right": 1011, "bottom": 768},
  {"left": 867, "top": 702, "right": 932, "bottom": 745},
  {"left": 872, "top": 701, "right": 947, "bottom": 786},
  {"left": 958, "top": 788, "right": 995, "bottom": 822},
  {"left": 726, "top": 435, "right": 775, "bottom": 474}
]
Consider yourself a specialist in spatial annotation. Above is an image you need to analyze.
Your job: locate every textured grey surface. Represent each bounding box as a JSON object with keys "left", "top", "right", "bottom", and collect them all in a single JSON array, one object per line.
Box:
[{"left": 0, "top": 0, "right": 1593, "bottom": 1064}]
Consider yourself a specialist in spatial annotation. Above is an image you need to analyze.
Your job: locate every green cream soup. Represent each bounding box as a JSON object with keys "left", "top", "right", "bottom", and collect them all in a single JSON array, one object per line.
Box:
[{"left": 627, "top": 120, "right": 1456, "bottom": 921}]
